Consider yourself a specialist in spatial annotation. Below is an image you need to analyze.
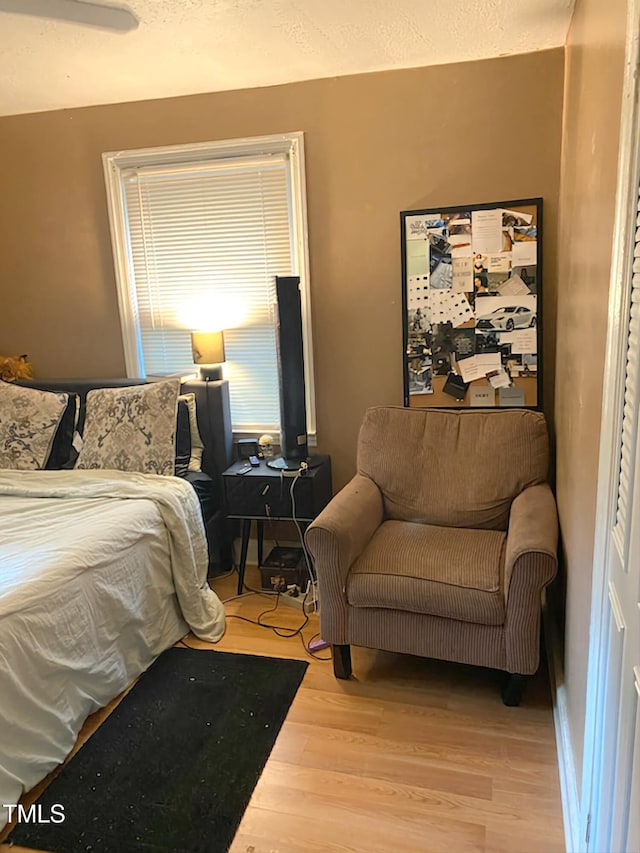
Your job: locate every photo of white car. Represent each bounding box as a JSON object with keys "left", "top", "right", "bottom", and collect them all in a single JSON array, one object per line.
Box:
[{"left": 477, "top": 304, "right": 537, "bottom": 331}]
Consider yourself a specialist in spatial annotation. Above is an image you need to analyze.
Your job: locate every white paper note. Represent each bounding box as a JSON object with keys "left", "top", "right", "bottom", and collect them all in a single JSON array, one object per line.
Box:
[
  {"left": 406, "top": 275, "right": 431, "bottom": 310},
  {"left": 450, "top": 295, "right": 475, "bottom": 327},
  {"left": 486, "top": 253, "right": 511, "bottom": 273},
  {"left": 488, "top": 369, "right": 511, "bottom": 389},
  {"left": 499, "top": 273, "right": 530, "bottom": 296},
  {"left": 475, "top": 353, "right": 502, "bottom": 373},
  {"left": 472, "top": 209, "right": 503, "bottom": 254},
  {"left": 423, "top": 292, "right": 444, "bottom": 325},
  {"left": 511, "top": 240, "right": 538, "bottom": 266},
  {"left": 509, "top": 329, "right": 537, "bottom": 354},
  {"left": 499, "top": 385, "right": 526, "bottom": 406},
  {"left": 405, "top": 215, "right": 446, "bottom": 239},
  {"left": 432, "top": 292, "right": 451, "bottom": 324},
  {"left": 452, "top": 256, "right": 474, "bottom": 292},
  {"left": 458, "top": 355, "right": 484, "bottom": 383},
  {"left": 406, "top": 242, "right": 431, "bottom": 280},
  {"left": 470, "top": 385, "right": 496, "bottom": 407},
  {"left": 425, "top": 291, "right": 475, "bottom": 327}
]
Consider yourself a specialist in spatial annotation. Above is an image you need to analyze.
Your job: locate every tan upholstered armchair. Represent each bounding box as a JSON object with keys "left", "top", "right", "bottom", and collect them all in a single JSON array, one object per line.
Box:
[{"left": 305, "top": 406, "right": 558, "bottom": 705}]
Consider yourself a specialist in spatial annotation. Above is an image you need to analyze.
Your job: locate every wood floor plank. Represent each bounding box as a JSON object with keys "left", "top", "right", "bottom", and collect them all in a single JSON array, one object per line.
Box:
[
  {"left": 485, "top": 825, "right": 567, "bottom": 853},
  {"left": 265, "top": 721, "right": 311, "bottom": 765},
  {"left": 296, "top": 725, "right": 494, "bottom": 799},
  {"left": 374, "top": 691, "right": 557, "bottom": 742},
  {"left": 286, "top": 686, "right": 386, "bottom": 735},
  {"left": 230, "top": 804, "right": 482, "bottom": 853},
  {"left": 293, "top": 718, "right": 559, "bottom": 793},
  {"left": 251, "top": 759, "right": 562, "bottom": 848},
  {"left": 254, "top": 759, "right": 489, "bottom": 838},
  {"left": 234, "top": 795, "right": 485, "bottom": 853}
]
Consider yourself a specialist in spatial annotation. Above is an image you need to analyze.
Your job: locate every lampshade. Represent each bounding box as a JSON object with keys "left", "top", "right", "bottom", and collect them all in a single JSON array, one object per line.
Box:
[
  {"left": 191, "top": 330, "right": 225, "bottom": 380},
  {"left": 191, "top": 331, "right": 225, "bottom": 365}
]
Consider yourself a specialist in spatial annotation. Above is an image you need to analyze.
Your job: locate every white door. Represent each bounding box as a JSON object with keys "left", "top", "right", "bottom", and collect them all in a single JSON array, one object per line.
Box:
[
  {"left": 584, "top": 8, "right": 640, "bottom": 844},
  {"left": 588, "top": 190, "right": 640, "bottom": 851},
  {"left": 587, "top": 188, "right": 640, "bottom": 853},
  {"left": 606, "top": 257, "right": 640, "bottom": 852}
]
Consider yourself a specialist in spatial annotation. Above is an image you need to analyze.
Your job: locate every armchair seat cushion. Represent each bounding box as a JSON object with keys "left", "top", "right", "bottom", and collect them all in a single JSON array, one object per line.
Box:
[{"left": 347, "top": 520, "right": 506, "bottom": 626}]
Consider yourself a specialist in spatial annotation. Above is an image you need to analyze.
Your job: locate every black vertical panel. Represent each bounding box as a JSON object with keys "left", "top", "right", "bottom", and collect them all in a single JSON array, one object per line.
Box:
[{"left": 275, "top": 275, "right": 308, "bottom": 461}]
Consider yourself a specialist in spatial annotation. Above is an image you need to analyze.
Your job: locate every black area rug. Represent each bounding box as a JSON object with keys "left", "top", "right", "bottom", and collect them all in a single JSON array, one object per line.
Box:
[{"left": 9, "top": 648, "right": 308, "bottom": 853}]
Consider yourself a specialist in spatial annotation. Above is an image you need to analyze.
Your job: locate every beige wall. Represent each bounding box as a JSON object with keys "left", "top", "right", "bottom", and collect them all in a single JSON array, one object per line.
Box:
[
  {"left": 0, "top": 51, "right": 564, "bottom": 489},
  {"left": 555, "top": 0, "right": 628, "bottom": 795}
]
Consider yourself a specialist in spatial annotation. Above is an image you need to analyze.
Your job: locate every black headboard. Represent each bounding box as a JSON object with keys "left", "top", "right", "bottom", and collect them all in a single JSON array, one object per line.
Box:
[{"left": 19, "top": 377, "right": 233, "bottom": 480}]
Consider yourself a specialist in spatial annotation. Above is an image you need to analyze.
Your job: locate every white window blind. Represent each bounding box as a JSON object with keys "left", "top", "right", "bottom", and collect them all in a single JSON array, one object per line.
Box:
[
  {"left": 614, "top": 185, "right": 640, "bottom": 553},
  {"left": 103, "top": 134, "right": 313, "bottom": 435}
]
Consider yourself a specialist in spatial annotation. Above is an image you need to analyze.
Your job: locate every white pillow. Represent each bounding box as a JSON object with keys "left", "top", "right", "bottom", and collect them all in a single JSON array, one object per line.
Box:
[
  {"left": 75, "top": 380, "right": 180, "bottom": 475},
  {"left": 178, "top": 392, "right": 204, "bottom": 472}
]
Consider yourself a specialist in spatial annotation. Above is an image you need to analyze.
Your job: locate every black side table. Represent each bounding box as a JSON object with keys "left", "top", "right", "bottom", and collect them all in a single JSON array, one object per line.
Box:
[{"left": 222, "top": 455, "right": 332, "bottom": 594}]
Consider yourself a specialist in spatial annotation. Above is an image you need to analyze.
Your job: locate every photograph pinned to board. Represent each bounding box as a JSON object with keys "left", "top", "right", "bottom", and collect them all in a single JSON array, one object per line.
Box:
[{"left": 401, "top": 197, "right": 542, "bottom": 409}]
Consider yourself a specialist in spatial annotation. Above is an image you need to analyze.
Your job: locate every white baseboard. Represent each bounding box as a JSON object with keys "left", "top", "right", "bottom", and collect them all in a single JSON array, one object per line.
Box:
[{"left": 543, "top": 607, "right": 582, "bottom": 853}]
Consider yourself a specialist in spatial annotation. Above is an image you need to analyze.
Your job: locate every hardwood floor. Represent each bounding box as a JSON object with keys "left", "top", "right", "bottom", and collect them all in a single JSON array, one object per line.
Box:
[{"left": 1, "top": 566, "right": 565, "bottom": 853}]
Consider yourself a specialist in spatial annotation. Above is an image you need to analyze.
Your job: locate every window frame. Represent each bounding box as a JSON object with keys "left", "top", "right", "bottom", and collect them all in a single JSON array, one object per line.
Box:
[{"left": 102, "top": 131, "right": 316, "bottom": 438}]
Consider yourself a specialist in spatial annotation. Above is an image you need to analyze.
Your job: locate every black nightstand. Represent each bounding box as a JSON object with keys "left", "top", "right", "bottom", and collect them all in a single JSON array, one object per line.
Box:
[{"left": 222, "top": 455, "right": 332, "bottom": 594}]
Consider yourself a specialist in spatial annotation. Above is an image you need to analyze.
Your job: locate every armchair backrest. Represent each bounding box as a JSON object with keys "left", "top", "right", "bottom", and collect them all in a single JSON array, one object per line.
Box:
[{"left": 357, "top": 406, "right": 549, "bottom": 530}]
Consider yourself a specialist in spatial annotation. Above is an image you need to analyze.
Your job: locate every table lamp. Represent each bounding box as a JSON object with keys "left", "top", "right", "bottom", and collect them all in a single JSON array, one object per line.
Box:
[{"left": 191, "top": 330, "right": 225, "bottom": 380}]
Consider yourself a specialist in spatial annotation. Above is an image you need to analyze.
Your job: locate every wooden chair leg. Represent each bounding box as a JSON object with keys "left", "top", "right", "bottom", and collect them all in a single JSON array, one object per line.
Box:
[
  {"left": 332, "top": 644, "right": 352, "bottom": 679},
  {"left": 502, "top": 673, "right": 529, "bottom": 706}
]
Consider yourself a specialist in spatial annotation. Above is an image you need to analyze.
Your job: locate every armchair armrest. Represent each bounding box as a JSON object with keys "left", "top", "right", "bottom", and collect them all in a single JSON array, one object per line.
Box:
[
  {"left": 305, "top": 473, "right": 383, "bottom": 643},
  {"left": 505, "top": 483, "right": 558, "bottom": 596},
  {"left": 504, "top": 483, "right": 559, "bottom": 673}
]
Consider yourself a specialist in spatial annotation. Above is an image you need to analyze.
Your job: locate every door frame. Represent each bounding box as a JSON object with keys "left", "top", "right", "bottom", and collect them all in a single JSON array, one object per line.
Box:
[{"left": 581, "top": 1, "right": 640, "bottom": 849}]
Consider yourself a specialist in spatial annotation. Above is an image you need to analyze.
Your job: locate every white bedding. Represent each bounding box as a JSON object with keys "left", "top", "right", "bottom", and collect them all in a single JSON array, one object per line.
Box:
[{"left": 0, "top": 469, "right": 226, "bottom": 831}]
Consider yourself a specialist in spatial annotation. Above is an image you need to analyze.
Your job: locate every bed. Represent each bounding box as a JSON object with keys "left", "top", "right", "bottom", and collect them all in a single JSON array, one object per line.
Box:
[{"left": 0, "top": 377, "right": 233, "bottom": 831}]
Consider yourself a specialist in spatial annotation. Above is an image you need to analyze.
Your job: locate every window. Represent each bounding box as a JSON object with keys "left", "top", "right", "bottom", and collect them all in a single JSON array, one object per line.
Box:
[{"left": 103, "top": 133, "right": 314, "bottom": 435}]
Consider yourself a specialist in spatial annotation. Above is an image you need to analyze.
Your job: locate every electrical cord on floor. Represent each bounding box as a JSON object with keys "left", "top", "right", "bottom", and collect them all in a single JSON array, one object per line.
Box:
[
  {"left": 221, "top": 588, "right": 279, "bottom": 604},
  {"left": 226, "top": 591, "right": 330, "bottom": 661},
  {"left": 178, "top": 611, "right": 330, "bottom": 661},
  {"left": 176, "top": 637, "right": 201, "bottom": 650},
  {"left": 289, "top": 466, "right": 318, "bottom": 609},
  {"left": 225, "top": 614, "right": 330, "bottom": 662},
  {"left": 227, "top": 592, "right": 309, "bottom": 637}
]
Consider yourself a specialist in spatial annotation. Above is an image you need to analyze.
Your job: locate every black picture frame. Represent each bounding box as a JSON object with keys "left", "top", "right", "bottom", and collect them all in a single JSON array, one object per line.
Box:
[{"left": 401, "top": 197, "right": 542, "bottom": 409}]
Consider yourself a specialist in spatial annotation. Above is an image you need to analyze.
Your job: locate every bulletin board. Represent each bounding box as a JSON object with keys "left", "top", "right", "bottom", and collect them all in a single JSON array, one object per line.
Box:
[{"left": 401, "top": 198, "right": 542, "bottom": 409}]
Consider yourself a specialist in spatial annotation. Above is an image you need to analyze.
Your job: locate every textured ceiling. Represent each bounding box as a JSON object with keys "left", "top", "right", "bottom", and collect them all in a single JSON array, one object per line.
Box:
[{"left": 0, "top": 0, "right": 574, "bottom": 116}]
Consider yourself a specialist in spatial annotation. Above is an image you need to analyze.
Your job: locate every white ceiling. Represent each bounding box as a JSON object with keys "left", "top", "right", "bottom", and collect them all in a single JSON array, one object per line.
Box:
[{"left": 0, "top": 0, "right": 574, "bottom": 117}]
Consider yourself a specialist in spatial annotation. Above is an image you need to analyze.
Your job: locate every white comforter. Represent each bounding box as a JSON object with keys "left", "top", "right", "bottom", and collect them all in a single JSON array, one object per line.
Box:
[
  {"left": 0, "top": 469, "right": 226, "bottom": 831},
  {"left": 0, "top": 469, "right": 226, "bottom": 640}
]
